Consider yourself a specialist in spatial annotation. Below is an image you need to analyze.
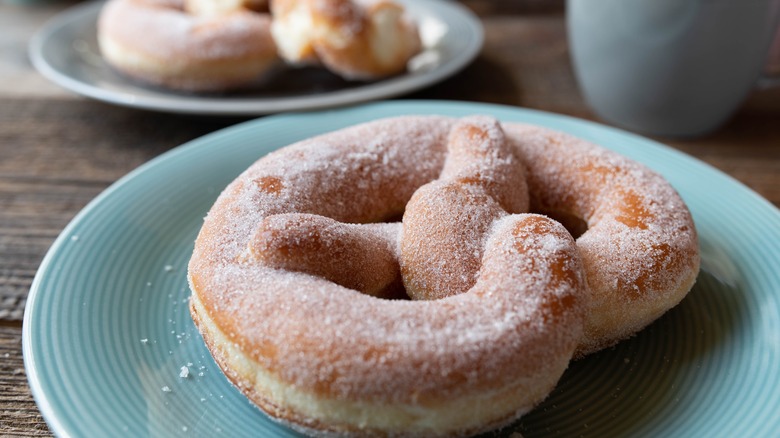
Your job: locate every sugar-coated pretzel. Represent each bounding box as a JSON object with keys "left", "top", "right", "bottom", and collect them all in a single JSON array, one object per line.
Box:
[
  {"left": 97, "top": 0, "right": 277, "bottom": 92},
  {"left": 189, "top": 115, "right": 700, "bottom": 435},
  {"left": 189, "top": 116, "right": 588, "bottom": 436},
  {"left": 270, "top": 0, "right": 422, "bottom": 80}
]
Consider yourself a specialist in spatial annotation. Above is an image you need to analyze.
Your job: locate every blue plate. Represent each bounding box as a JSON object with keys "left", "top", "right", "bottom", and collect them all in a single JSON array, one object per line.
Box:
[{"left": 24, "top": 101, "right": 780, "bottom": 437}]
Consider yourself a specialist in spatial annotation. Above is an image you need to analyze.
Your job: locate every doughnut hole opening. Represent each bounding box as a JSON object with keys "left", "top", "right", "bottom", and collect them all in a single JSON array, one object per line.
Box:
[
  {"left": 381, "top": 212, "right": 405, "bottom": 223},
  {"left": 368, "top": 214, "right": 408, "bottom": 299},
  {"left": 539, "top": 210, "right": 589, "bottom": 240}
]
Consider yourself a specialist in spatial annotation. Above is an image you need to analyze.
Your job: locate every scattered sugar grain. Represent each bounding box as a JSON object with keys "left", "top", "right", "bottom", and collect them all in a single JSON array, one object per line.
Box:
[
  {"left": 180, "top": 366, "right": 190, "bottom": 378},
  {"left": 161, "top": 386, "right": 171, "bottom": 393}
]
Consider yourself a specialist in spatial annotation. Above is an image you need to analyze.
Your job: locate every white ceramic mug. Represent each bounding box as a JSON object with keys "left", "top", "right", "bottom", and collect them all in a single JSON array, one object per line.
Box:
[{"left": 567, "top": 0, "right": 780, "bottom": 137}]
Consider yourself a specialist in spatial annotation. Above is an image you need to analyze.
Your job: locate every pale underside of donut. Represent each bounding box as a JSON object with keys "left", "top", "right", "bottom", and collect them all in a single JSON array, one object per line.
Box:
[{"left": 188, "top": 116, "right": 700, "bottom": 436}]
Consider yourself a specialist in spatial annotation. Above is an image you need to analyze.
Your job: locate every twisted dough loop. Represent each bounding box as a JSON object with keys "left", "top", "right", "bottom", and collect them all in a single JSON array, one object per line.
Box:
[
  {"left": 190, "top": 116, "right": 590, "bottom": 436},
  {"left": 501, "top": 123, "right": 700, "bottom": 355},
  {"left": 251, "top": 215, "right": 404, "bottom": 298},
  {"left": 401, "top": 116, "right": 529, "bottom": 300},
  {"left": 189, "top": 115, "right": 699, "bottom": 436}
]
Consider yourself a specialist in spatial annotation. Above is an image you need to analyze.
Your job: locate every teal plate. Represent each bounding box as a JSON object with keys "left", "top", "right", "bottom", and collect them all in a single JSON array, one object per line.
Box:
[{"left": 24, "top": 101, "right": 780, "bottom": 437}]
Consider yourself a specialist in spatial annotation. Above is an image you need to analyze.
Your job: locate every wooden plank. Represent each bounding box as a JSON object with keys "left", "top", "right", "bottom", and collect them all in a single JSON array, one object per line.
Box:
[
  {"left": 0, "top": 325, "right": 49, "bottom": 436},
  {"left": 0, "top": 98, "right": 242, "bottom": 320},
  {"left": 0, "top": 1, "right": 81, "bottom": 98}
]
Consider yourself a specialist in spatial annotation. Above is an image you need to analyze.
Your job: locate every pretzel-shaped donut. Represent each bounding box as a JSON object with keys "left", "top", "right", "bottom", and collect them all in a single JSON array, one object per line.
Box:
[
  {"left": 189, "top": 115, "right": 699, "bottom": 435},
  {"left": 190, "top": 116, "right": 588, "bottom": 436}
]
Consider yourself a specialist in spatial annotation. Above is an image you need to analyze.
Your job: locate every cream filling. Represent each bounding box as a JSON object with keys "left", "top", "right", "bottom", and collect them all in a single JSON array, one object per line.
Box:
[
  {"left": 271, "top": 5, "right": 317, "bottom": 63},
  {"left": 368, "top": 5, "right": 405, "bottom": 67}
]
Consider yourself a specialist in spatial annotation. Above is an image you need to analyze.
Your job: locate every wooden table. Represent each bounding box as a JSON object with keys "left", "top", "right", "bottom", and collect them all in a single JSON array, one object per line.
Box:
[{"left": 1, "top": 1, "right": 778, "bottom": 435}]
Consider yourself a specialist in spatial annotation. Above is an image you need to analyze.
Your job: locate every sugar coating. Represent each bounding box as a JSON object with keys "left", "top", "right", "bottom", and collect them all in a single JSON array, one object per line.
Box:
[
  {"left": 188, "top": 115, "right": 699, "bottom": 432},
  {"left": 97, "top": 0, "right": 278, "bottom": 91},
  {"left": 99, "top": 0, "right": 275, "bottom": 61},
  {"left": 401, "top": 116, "right": 530, "bottom": 300},
  {"left": 190, "top": 116, "right": 586, "bottom": 395},
  {"left": 251, "top": 214, "right": 403, "bottom": 297}
]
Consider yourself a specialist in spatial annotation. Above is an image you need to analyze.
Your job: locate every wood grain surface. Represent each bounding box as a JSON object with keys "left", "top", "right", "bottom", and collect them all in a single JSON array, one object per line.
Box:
[{"left": 1, "top": 0, "right": 778, "bottom": 435}]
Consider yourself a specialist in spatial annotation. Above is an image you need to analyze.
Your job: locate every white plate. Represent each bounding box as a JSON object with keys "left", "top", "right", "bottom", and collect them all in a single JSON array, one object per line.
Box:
[{"left": 28, "top": 0, "right": 483, "bottom": 115}]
